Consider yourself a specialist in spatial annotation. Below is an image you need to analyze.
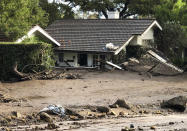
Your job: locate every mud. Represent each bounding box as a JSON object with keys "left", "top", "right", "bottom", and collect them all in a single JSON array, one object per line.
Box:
[{"left": 0, "top": 70, "right": 187, "bottom": 130}]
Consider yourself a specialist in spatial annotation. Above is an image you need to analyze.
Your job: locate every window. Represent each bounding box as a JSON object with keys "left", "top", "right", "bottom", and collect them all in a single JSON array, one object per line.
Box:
[{"left": 59, "top": 53, "right": 64, "bottom": 62}]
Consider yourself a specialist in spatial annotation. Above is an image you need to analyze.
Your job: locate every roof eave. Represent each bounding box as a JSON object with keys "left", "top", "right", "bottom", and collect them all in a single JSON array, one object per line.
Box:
[{"left": 15, "top": 25, "right": 61, "bottom": 46}]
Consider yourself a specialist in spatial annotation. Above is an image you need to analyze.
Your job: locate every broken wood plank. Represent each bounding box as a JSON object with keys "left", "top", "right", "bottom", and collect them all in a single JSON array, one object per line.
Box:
[{"left": 106, "top": 61, "right": 123, "bottom": 70}]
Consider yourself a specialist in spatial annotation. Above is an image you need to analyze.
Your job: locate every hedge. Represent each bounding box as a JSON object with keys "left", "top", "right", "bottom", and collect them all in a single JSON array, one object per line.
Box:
[{"left": 0, "top": 42, "right": 55, "bottom": 80}]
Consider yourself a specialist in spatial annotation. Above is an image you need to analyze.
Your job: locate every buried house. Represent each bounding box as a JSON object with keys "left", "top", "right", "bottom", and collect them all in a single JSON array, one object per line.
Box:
[{"left": 15, "top": 18, "right": 162, "bottom": 68}]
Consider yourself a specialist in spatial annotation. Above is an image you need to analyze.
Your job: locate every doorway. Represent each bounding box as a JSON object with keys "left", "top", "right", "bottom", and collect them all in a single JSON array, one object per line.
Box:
[{"left": 78, "top": 53, "right": 88, "bottom": 66}]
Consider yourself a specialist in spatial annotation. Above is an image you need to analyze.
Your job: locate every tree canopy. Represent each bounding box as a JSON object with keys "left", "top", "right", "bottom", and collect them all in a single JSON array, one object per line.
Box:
[
  {"left": 0, "top": 0, "right": 48, "bottom": 40},
  {"left": 63, "top": 0, "right": 161, "bottom": 19}
]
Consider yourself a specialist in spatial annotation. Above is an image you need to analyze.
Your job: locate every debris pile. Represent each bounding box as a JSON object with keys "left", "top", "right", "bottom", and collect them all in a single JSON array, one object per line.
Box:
[
  {"left": 23, "top": 70, "right": 81, "bottom": 80},
  {"left": 122, "top": 50, "right": 184, "bottom": 76},
  {"left": 0, "top": 93, "right": 18, "bottom": 103}
]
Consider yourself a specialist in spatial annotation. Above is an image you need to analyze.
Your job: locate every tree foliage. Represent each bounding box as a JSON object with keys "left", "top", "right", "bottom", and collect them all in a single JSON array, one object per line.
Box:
[
  {"left": 63, "top": 0, "right": 161, "bottom": 19},
  {"left": 155, "top": 23, "right": 187, "bottom": 65},
  {"left": 40, "top": 0, "right": 75, "bottom": 25},
  {"left": 0, "top": 0, "right": 48, "bottom": 40}
]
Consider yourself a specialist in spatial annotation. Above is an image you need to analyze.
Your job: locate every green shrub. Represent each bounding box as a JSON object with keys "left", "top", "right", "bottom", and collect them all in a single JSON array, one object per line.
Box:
[{"left": 0, "top": 42, "right": 55, "bottom": 80}]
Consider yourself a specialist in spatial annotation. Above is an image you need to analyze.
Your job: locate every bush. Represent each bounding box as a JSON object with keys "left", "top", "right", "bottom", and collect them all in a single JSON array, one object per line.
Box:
[{"left": 0, "top": 42, "right": 55, "bottom": 80}]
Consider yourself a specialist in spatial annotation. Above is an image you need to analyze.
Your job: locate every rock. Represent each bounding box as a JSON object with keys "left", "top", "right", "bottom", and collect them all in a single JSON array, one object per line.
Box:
[
  {"left": 121, "top": 126, "right": 135, "bottom": 131},
  {"left": 11, "top": 111, "right": 22, "bottom": 118},
  {"left": 119, "top": 112, "right": 125, "bottom": 116},
  {"left": 46, "top": 123, "right": 59, "bottom": 129},
  {"left": 39, "top": 112, "right": 53, "bottom": 122},
  {"left": 130, "top": 124, "right": 134, "bottom": 128},
  {"left": 150, "top": 126, "right": 156, "bottom": 130},
  {"left": 161, "top": 96, "right": 187, "bottom": 112},
  {"left": 121, "top": 127, "right": 130, "bottom": 131},
  {"left": 65, "top": 108, "right": 84, "bottom": 119},
  {"left": 138, "top": 126, "right": 144, "bottom": 130},
  {"left": 109, "top": 110, "right": 118, "bottom": 116},
  {"left": 69, "top": 115, "right": 80, "bottom": 121},
  {"left": 96, "top": 106, "right": 110, "bottom": 113},
  {"left": 169, "top": 122, "right": 175, "bottom": 125},
  {"left": 110, "top": 99, "right": 131, "bottom": 109}
]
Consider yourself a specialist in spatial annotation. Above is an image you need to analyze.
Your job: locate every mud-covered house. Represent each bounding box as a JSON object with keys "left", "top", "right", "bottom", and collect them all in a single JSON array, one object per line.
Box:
[{"left": 2, "top": 12, "right": 163, "bottom": 68}]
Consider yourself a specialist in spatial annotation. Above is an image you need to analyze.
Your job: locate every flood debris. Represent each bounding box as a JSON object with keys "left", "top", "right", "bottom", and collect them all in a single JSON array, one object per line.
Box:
[
  {"left": 39, "top": 112, "right": 53, "bottom": 123},
  {"left": 0, "top": 93, "right": 18, "bottom": 103},
  {"left": 161, "top": 96, "right": 187, "bottom": 112},
  {"left": 122, "top": 50, "right": 184, "bottom": 76},
  {"left": 106, "top": 61, "right": 123, "bottom": 70},
  {"left": 40, "top": 104, "right": 65, "bottom": 117},
  {"left": 46, "top": 123, "right": 59, "bottom": 129}
]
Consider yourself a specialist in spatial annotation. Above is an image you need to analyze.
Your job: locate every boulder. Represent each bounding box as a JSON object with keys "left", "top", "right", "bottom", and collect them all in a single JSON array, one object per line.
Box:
[
  {"left": 96, "top": 106, "right": 110, "bottom": 113},
  {"left": 161, "top": 96, "right": 187, "bottom": 112},
  {"left": 39, "top": 112, "right": 53, "bottom": 122},
  {"left": 110, "top": 99, "right": 131, "bottom": 109}
]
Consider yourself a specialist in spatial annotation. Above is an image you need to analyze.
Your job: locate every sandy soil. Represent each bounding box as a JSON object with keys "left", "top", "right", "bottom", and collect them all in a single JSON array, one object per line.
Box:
[{"left": 0, "top": 70, "right": 187, "bottom": 130}]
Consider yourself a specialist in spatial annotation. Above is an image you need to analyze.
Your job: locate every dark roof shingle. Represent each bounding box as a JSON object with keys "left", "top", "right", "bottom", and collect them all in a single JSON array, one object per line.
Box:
[{"left": 45, "top": 19, "right": 155, "bottom": 52}]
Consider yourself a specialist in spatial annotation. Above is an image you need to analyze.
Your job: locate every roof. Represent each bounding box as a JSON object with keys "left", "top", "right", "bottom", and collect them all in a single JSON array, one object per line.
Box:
[
  {"left": 16, "top": 25, "right": 61, "bottom": 46},
  {"left": 45, "top": 19, "right": 157, "bottom": 53}
]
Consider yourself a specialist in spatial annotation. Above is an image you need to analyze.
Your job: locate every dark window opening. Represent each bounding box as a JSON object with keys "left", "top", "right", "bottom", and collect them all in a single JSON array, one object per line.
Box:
[
  {"left": 59, "top": 53, "right": 64, "bottom": 62},
  {"left": 78, "top": 54, "right": 87, "bottom": 66}
]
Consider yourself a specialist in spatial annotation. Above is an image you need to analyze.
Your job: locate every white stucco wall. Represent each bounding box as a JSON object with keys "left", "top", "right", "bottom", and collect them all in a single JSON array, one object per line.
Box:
[
  {"left": 87, "top": 54, "right": 93, "bottom": 67},
  {"left": 129, "top": 28, "right": 154, "bottom": 47}
]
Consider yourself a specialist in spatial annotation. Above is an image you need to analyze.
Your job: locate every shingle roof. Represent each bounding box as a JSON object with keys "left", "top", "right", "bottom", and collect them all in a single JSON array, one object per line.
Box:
[{"left": 45, "top": 19, "right": 155, "bottom": 53}]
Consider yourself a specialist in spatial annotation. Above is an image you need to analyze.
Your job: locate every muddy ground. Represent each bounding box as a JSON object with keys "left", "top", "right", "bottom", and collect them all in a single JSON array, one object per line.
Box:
[{"left": 0, "top": 70, "right": 187, "bottom": 130}]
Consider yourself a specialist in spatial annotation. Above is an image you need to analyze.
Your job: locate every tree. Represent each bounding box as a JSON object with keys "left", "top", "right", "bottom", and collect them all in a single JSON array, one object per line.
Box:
[
  {"left": 40, "top": 0, "right": 62, "bottom": 25},
  {"left": 154, "top": 0, "right": 187, "bottom": 25},
  {"left": 0, "top": 0, "right": 48, "bottom": 40},
  {"left": 63, "top": 0, "right": 161, "bottom": 19},
  {"left": 155, "top": 23, "right": 187, "bottom": 65}
]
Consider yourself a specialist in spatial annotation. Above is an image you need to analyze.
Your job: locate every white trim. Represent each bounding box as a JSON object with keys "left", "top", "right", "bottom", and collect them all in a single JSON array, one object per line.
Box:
[
  {"left": 141, "top": 20, "right": 162, "bottom": 37},
  {"left": 16, "top": 25, "right": 61, "bottom": 46},
  {"left": 114, "top": 36, "right": 134, "bottom": 55}
]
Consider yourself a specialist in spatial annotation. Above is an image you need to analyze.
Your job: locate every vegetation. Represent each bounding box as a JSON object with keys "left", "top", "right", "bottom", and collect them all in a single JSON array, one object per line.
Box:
[
  {"left": 0, "top": 0, "right": 48, "bottom": 40},
  {"left": 0, "top": 42, "right": 55, "bottom": 80}
]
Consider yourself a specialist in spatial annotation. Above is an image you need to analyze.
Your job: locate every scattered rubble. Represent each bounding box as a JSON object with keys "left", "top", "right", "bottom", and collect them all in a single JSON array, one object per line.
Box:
[
  {"left": 0, "top": 93, "right": 18, "bottom": 103},
  {"left": 39, "top": 112, "right": 53, "bottom": 123},
  {"left": 11, "top": 111, "right": 22, "bottom": 119},
  {"left": 46, "top": 123, "right": 59, "bottom": 129},
  {"left": 161, "top": 96, "right": 187, "bottom": 112}
]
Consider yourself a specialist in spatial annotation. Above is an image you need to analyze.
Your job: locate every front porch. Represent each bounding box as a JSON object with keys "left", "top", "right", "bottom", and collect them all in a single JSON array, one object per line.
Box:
[{"left": 55, "top": 51, "right": 111, "bottom": 68}]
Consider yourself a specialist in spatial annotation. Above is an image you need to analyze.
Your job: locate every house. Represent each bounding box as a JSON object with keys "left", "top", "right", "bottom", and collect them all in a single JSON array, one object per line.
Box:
[
  {"left": 0, "top": 12, "right": 162, "bottom": 68},
  {"left": 44, "top": 19, "right": 162, "bottom": 68}
]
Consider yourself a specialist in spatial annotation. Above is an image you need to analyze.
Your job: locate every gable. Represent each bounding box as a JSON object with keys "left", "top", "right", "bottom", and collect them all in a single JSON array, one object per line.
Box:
[{"left": 16, "top": 25, "right": 61, "bottom": 46}]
